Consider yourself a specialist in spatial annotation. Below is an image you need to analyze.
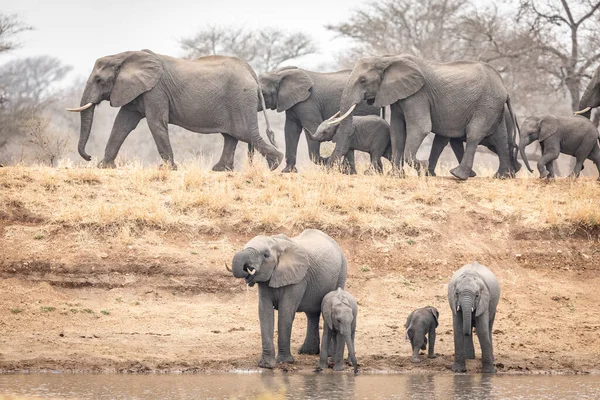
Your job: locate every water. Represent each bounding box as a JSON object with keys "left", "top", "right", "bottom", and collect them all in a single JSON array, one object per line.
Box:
[{"left": 0, "top": 373, "right": 599, "bottom": 399}]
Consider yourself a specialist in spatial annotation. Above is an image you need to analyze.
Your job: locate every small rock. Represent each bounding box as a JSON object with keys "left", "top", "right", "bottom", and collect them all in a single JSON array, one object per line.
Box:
[
  {"left": 557, "top": 250, "right": 562, "bottom": 254},
  {"left": 515, "top": 254, "right": 522, "bottom": 259},
  {"left": 582, "top": 253, "right": 590, "bottom": 260},
  {"left": 59, "top": 333, "right": 64, "bottom": 337},
  {"left": 100, "top": 253, "right": 108, "bottom": 259}
]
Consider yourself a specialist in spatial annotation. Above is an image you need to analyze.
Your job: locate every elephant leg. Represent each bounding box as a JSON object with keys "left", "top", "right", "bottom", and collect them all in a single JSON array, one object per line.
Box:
[
  {"left": 318, "top": 323, "right": 331, "bottom": 370},
  {"left": 250, "top": 131, "right": 283, "bottom": 171},
  {"left": 452, "top": 313, "right": 467, "bottom": 372},
  {"left": 389, "top": 106, "right": 406, "bottom": 174},
  {"left": 404, "top": 128, "right": 430, "bottom": 174},
  {"left": 257, "top": 293, "right": 276, "bottom": 369},
  {"left": 476, "top": 315, "right": 495, "bottom": 373},
  {"left": 450, "top": 126, "right": 482, "bottom": 180},
  {"left": 547, "top": 160, "right": 556, "bottom": 179},
  {"left": 570, "top": 146, "right": 591, "bottom": 178},
  {"left": 299, "top": 312, "right": 321, "bottom": 355},
  {"left": 275, "top": 284, "right": 304, "bottom": 364},
  {"left": 101, "top": 108, "right": 143, "bottom": 168},
  {"left": 427, "top": 135, "right": 450, "bottom": 176},
  {"left": 537, "top": 148, "right": 560, "bottom": 179},
  {"left": 333, "top": 332, "right": 346, "bottom": 371},
  {"left": 146, "top": 108, "right": 177, "bottom": 169},
  {"left": 282, "top": 117, "right": 302, "bottom": 173},
  {"left": 212, "top": 133, "right": 238, "bottom": 171},
  {"left": 369, "top": 153, "right": 383, "bottom": 174},
  {"left": 587, "top": 145, "right": 600, "bottom": 180},
  {"left": 428, "top": 327, "right": 437, "bottom": 359},
  {"left": 487, "top": 124, "right": 514, "bottom": 179},
  {"left": 343, "top": 150, "right": 357, "bottom": 175},
  {"left": 450, "top": 138, "right": 477, "bottom": 177}
]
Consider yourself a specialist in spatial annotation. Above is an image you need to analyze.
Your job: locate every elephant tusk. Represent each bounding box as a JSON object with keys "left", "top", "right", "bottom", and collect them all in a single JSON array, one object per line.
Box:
[
  {"left": 456, "top": 305, "right": 460, "bottom": 312},
  {"left": 324, "top": 111, "right": 341, "bottom": 123},
  {"left": 247, "top": 268, "right": 256, "bottom": 276},
  {"left": 326, "top": 104, "right": 357, "bottom": 126},
  {"left": 225, "top": 263, "right": 233, "bottom": 273},
  {"left": 471, "top": 307, "right": 474, "bottom": 312},
  {"left": 574, "top": 106, "right": 592, "bottom": 115},
  {"left": 66, "top": 102, "right": 93, "bottom": 112}
]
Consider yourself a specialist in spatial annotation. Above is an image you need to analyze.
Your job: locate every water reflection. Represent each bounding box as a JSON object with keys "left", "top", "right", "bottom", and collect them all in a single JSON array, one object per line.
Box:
[{"left": 0, "top": 372, "right": 598, "bottom": 399}]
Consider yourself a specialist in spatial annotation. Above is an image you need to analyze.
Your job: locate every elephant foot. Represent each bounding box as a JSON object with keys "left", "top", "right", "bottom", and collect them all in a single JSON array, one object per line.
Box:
[
  {"left": 389, "top": 168, "right": 406, "bottom": 178},
  {"left": 452, "top": 362, "right": 467, "bottom": 373},
  {"left": 276, "top": 353, "right": 295, "bottom": 364},
  {"left": 212, "top": 163, "right": 233, "bottom": 172},
  {"left": 539, "top": 169, "right": 550, "bottom": 179},
  {"left": 333, "top": 363, "right": 345, "bottom": 371},
  {"left": 411, "top": 356, "right": 422, "bottom": 363},
  {"left": 482, "top": 363, "right": 496, "bottom": 374},
  {"left": 425, "top": 169, "right": 437, "bottom": 177},
  {"left": 160, "top": 161, "right": 178, "bottom": 171},
  {"left": 450, "top": 165, "right": 472, "bottom": 180},
  {"left": 281, "top": 164, "right": 298, "bottom": 173},
  {"left": 98, "top": 160, "right": 116, "bottom": 169},
  {"left": 258, "top": 356, "right": 276, "bottom": 369},
  {"left": 494, "top": 169, "right": 513, "bottom": 179},
  {"left": 298, "top": 342, "right": 320, "bottom": 355},
  {"left": 428, "top": 353, "right": 437, "bottom": 359},
  {"left": 469, "top": 170, "right": 477, "bottom": 178},
  {"left": 267, "top": 152, "right": 284, "bottom": 171}
]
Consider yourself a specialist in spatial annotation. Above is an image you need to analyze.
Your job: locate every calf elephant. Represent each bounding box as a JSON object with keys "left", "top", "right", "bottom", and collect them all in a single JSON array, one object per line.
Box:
[
  {"left": 258, "top": 67, "right": 381, "bottom": 172},
  {"left": 405, "top": 306, "right": 439, "bottom": 363},
  {"left": 326, "top": 54, "right": 520, "bottom": 180},
  {"left": 448, "top": 262, "right": 500, "bottom": 373},
  {"left": 229, "top": 229, "right": 347, "bottom": 368},
  {"left": 519, "top": 115, "right": 600, "bottom": 179},
  {"left": 67, "top": 50, "right": 282, "bottom": 171}
]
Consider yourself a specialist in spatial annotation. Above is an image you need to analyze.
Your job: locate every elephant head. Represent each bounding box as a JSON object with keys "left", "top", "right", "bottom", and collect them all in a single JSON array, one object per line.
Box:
[
  {"left": 66, "top": 50, "right": 164, "bottom": 161},
  {"left": 449, "top": 265, "right": 490, "bottom": 337},
  {"left": 518, "top": 115, "right": 559, "bottom": 173},
  {"left": 258, "top": 67, "right": 314, "bottom": 113},
  {"left": 230, "top": 234, "right": 309, "bottom": 288},
  {"left": 329, "top": 55, "right": 425, "bottom": 155},
  {"left": 576, "top": 66, "right": 600, "bottom": 118}
]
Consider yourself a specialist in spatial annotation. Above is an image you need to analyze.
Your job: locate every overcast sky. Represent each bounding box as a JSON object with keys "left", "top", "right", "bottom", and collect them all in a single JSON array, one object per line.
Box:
[{"left": 1, "top": 0, "right": 368, "bottom": 82}]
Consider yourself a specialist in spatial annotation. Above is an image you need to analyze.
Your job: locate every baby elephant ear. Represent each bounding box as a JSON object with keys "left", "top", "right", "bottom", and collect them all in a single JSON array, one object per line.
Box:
[
  {"left": 475, "top": 286, "right": 490, "bottom": 318},
  {"left": 269, "top": 236, "right": 309, "bottom": 288},
  {"left": 538, "top": 115, "right": 559, "bottom": 142},
  {"left": 430, "top": 307, "right": 439, "bottom": 327}
]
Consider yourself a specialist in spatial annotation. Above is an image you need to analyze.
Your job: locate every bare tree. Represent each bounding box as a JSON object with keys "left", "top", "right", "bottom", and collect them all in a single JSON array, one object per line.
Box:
[
  {"left": 0, "top": 13, "right": 32, "bottom": 54},
  {"left": 179, "top": 26, "right": 316, "bottom": 73},
  {"left": 23, "top": 117, "right": 71, "bottom": 166}
]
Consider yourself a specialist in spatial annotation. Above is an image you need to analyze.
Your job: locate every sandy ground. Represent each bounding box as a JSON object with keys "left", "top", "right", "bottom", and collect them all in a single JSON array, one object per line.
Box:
[{"left": 0, "top": 166, "right": 599, "bottom": 374}]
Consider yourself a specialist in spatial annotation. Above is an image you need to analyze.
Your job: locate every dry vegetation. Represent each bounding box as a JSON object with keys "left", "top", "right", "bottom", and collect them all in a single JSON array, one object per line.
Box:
[{"left": 0, "top": 162, "right": 599, "bottom": 374}]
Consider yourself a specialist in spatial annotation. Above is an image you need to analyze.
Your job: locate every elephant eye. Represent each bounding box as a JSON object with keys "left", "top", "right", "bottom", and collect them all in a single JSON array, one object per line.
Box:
[
  {"left": 359, "top": 77, "right": 366, "bottom": 83},
  {"left": 263, "top": 251, "right": 270, "bottom": 259}
]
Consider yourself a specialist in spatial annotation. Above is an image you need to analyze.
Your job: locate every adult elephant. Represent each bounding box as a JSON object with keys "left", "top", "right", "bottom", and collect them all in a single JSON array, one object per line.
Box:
[
  {"left": 448, "top": 262, "right": 500, "bottom": 373},
  {"left": 229, "top": 229, "right": 347, "bottom": 368},
  {"left": 67, "top": 50, "right": 282, "bottom": 171},
  {"left": 576, "top": 65, "right": 600, "bottom": 118},
  {"left": 258, "top": 67, "right": 381, "bottom": 172},
  {"left": 324, "top": 54, "right": 519, "bottom": 180}
]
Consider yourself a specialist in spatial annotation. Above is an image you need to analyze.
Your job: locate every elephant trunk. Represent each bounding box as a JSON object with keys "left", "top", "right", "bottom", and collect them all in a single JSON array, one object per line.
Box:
[
  {"left": 231, "top": 249, "right": 255, "bottom": 278},
  {"left": 78, "top": 104, "right": 96, "bottom": 161},
  {"left": 577, "top": 82, "right": 600, "bottom": 119},
  {"left": 329, "top": 85, "right": 362, "bottom": 164},
  {"left": 343, "top": 329, "right": 358, "bottom": 373},
  {"left": 519, "top": 136, "right": 534, "bottom": 173},
  {"left": 460, "top": 295, "right": 474, "bottom": 337}
]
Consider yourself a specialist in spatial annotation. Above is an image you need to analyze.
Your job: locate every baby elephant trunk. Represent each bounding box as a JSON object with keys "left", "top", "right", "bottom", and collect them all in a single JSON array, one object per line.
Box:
[{"left": 460, "top": 296, "right": 474, "bottom": 337}]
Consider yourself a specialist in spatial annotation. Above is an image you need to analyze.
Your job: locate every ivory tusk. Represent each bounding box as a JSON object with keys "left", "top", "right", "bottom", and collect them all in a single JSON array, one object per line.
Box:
[
  {"left": 456, "top": 305, "right": 460, "bottom": 312},
  {"left": 66, "top": 102, "right": 93, "bottom": 112},
  {"left": 574, "top": 106, "right": 592, "bottom": 115},
  {"left": 225, "top": 263, "right": 232, "bottom": 273},
  {"left": 326, "top": 104, "right": 357, "bottom": 126},
  {"left": 324, "top": 111, "right": 341, "bottom": 123},
  {"left": 247, "top": 268, "right": 256, "bottom": 276},
  {"left": 471, "top": 307, "right": 474, "bottom": 312}
]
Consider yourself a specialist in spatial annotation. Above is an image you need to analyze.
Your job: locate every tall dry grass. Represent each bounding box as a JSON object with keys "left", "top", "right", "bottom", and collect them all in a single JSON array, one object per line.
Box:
[{"left": 0, "top": 158, "right": 598, "bottom": 241}]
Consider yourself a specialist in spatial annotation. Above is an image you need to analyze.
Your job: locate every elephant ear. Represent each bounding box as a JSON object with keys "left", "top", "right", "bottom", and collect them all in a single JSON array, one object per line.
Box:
[
  {"left": 276, "top": 69, "right": 314, "bottom": 112},
  {"left": 475, "top": 281, "right": 490, "bottom": 317},
  {"left": 110, "top": 51, "right": 164, "bottom": 107},
  {"left": 430, "top": 307, "right": 439, "bottom": 328},
  {"left": 322, "top": 296, "right": 334, "bottom": 331},
  {"left": 538, "top": 115, "right": 559, "bottom": 142},
  {"left": 269, "top": 235, "right": 310, "bottom": 288},
  {"left": 375, "top": 57, "right": 425, "bottom": 108},
  {"left": 448, "top": 280, "right": 458, "bottom": 315}
]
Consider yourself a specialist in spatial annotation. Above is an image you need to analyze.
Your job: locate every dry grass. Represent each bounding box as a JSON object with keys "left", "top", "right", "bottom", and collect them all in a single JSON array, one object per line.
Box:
[{"left": 0, "top": 160, "right": 599, "bottom": 241}]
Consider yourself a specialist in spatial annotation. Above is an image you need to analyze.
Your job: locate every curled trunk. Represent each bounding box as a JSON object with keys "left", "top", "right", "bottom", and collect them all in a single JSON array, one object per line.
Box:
[{"left": 231, "top": 249, "right": 253, "bottom": 278}]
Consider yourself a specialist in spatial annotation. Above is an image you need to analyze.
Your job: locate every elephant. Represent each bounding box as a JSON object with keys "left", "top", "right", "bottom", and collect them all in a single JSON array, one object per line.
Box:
[
  {"left": 320, "top": 54, "right": 520, "bottom": 180},
  {"left": 317, "top": 288, "right": 358, "bottom": 373},
  {"left": 67, "top": 50, "right": 283, "bottom": 171},
  {"left": 258, "top": 67, "right": 381, "bottom": 172},
  {"left": 229, "top": 229, "right": 347, "bottom": 369},
  {"left": 306, "top": 115, "right": 391, "bottom": 174},
  {"left": 519, "top": 115, "right": 600, "bottom": 179},
  {"left": 576, "top": 65, "right": 600, "bottom": 118},
  {"left": 404, "top": 306, "right": 439, "bottom": 363},
  {"left": 448, "top": 262, "right": 500, "bottom": 374}
]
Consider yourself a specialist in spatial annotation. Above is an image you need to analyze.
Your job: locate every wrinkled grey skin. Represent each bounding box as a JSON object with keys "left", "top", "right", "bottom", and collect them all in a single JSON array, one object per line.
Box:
[
  {"left": 405, "top": 306, "right": 439, "bottom": 363},
  {"left": 328, "top": 54, "right": 519, "bottom": 180},
  {"left": 428, "top": 107, "right": 521, "bottom": 177},
  {"left": 317, "top": 288, "right": 358, "bottom": 373},
  {"left": 577, "top": 65, "right": 600, "bottom": 119},
  {"left": 448, "top": 262, "right": 500, "bottom": 374},
  {"left": 306, "top": 115, "right": 391, "bottom": 174},
  {"left": 258, "top": 67, "right": 380, "bottom": 172},
  {"left": 519, "top": 115, "right": 600, "bottom": 180},
  {"left": 230, "top": 229, "right": 347, "bottom": 369},
  {"left": 73, "top": 50, "right": 282, "bottom": 171}
]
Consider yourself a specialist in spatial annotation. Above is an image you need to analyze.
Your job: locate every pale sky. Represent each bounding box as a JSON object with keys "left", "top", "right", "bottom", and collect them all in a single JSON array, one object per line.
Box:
[{"left": 1, "top": 0, "right": 369, "bottom": 81}]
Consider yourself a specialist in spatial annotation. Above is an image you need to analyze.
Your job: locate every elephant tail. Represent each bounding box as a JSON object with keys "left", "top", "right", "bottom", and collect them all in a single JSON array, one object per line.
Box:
[
  {"left": 257, "top": 86, "right": 277, "bottom": 148},
  {"left": 405, "top": 327, "right": 413, "bottom": 342},
  {"left": 506, "top": 95, "right": 520, "bottom": 169}
]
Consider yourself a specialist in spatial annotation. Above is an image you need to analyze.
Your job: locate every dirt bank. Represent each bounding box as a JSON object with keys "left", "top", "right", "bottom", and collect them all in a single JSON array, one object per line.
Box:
[{"left": 0, "top": 165, "right": 599, "bottom": 374}]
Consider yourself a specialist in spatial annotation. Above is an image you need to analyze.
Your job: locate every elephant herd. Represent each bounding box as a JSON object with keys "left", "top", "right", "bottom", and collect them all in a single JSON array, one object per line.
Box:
[
  {"left": 67, "top": 50, "right": 600, "bottom": 180},
  {"left": 230, "top": 229, "right": 500, "bottom": 374}
]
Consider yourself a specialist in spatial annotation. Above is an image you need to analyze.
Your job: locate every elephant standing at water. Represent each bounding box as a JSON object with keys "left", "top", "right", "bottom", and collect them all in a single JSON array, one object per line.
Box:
[
  {"left": 258, "top": 67, "right": 381, "bottom": 172},
  {"left": 229, "top": 229, "right": 347, "bottom": 368},
  {"left": 448, "top": 262, "right": 500, "bottom": 373},
  {"left": 67, "top": 50, "right": 282, "bottom": 171},
  {"left": 321, "top": 54, "right": 520, "bottom": 180}
]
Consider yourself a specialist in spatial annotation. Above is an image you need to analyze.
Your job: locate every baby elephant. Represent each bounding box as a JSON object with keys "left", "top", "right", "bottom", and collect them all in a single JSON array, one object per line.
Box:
[
  {"left": 519, "top": 114, "right": 600, "bottom": 179},
  {"left": 318, "top": 288, "right": 358, "bottom": 373},
  {"left": 308, "top": 115, "right": 391, "bottom": 174},
  {"left": 405, "top": 306, "right": 439, "bottom": 363}
]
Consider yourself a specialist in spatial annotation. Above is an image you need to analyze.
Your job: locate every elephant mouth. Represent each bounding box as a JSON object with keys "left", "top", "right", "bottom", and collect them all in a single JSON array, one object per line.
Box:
[
  {"left": 244, "top": 265, "right": 256, "bottom": 286},
  {"left": 367, "top": 99, "right": 375, "bottom": 105}
]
